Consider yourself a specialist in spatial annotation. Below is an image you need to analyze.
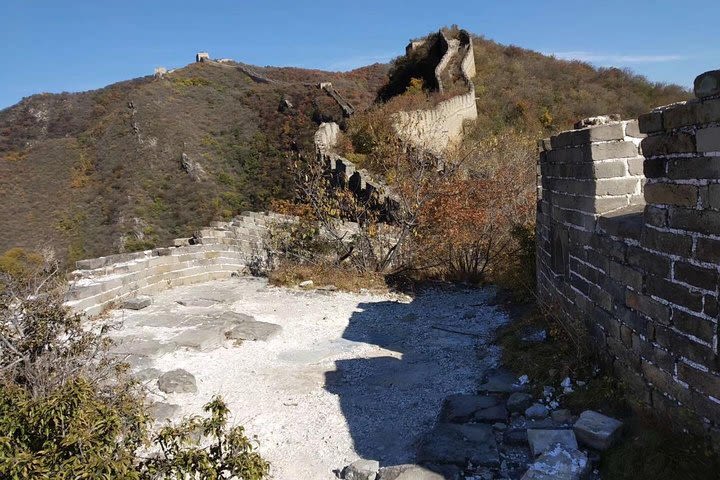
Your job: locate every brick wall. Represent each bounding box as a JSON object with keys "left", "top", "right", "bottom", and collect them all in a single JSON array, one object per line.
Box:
[
  {"left": 537, "top": 69, "right": 720, "bottom": 440},
  {"left": 66, "top": 211, "right": 296, "bottom": 316},
  {"left": 393, "top": 29, "right": 478, "bottom": 155}
]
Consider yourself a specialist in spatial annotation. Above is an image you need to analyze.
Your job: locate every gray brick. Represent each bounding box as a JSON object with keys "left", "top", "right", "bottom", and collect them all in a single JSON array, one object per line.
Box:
[
  {"left": 550, "top": 123, "right": 625, "bottom": 149},
  {"left": 696, "top": 237, "right": 720, "bottom": 263},
  {"left": 641, "top": 228, "right": 692, "bottom": 256},
  {"left": 626, "top": 290, "right": 670, "bottom": 323},
  {"left": 677, "top": 362, "right": 720, "bottom": 399},
  {"left": 624, "top": 120, "right": 644, "bottom": 138},
  {"left": 644, "top": 183, "right": 698, "bottom": 207},
  {"left": 627, "top": 157, "right": 644, "bottom": 175},
  {"left": 668, "top": 207, "right": 720, "bottom": 235},
  {"left": 705, "top": 294, "right": 719, "bottom": 317},
  {"left": 645, "top": 275, "right": 703, "bottom": 312},
  {"left": 674, "top": 261, "right": 718, "bottom": 291},
  {"left": 595, "top": 178, "right": 640, "bottom": 196},
  {"left": 672, "top": 308, "right": 717, "bottom": 344},
  {"left": 696, "top": 126, "right": 720, "bottom": 153},
  {"left": 643, "top": 158, "right": 666, "bottom": 178},
  {"left": 667, "top": 157, "right": 720, "bottom": 180},
  {"left": 593, "top": 160, "right": 629, "bottom": 179},
  {"left": 641, "top": 132, "right": 696, "bottom": 157},
  {"left": 627, "top": 246, "right": 671, "bottom": 277},
  {"left": 638, "top": 111, "right": 663, "bottom": 134},
  {"left": 654, "top": 325, "right": 717, "bottom": 368},
  {"left": 590, "top": 141, "right": 639, "bottom": 160},
  {"left": 663, "top": 101, "right": 702, "bottom": 130},
  {"left": 608, "top": 260, "right": 643, "bottom": 291},
  {"left": 644, "top": 206, "right": 667, "bottom": 227}
]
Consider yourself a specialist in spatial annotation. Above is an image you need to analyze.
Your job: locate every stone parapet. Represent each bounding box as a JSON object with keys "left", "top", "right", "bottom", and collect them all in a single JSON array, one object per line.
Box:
[{"left": 536, "top": 70, "right": 720, "bottom": 442}]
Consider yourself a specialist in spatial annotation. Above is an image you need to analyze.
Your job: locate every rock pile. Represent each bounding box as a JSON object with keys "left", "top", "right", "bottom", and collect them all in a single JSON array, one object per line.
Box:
[{"left": 340, "top": 370, "right": 624, "bottom": 479}]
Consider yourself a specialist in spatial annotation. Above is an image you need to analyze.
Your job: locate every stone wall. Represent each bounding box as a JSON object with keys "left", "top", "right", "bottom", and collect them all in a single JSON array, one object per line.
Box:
[
  {"left": 66, "top": 212, "right": 295, "bottom": 316},
  {"left": 393, "top": 29, "right": 478, "bottom": 155},
  {"left": 314, "top": 122, "right": 400, "bottom": 217},
  {"left": 536, "top": 70, "right": 720, "bottom": 440}
]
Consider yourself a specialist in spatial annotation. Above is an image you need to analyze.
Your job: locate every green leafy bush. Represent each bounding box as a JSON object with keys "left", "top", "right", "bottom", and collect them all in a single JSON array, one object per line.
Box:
[{"left": 0, "top": 259, "right": 270, "bottom": 479}]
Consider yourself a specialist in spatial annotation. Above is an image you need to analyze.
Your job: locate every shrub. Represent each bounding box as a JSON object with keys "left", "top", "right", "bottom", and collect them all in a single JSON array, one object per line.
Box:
[{"left": 0, "top": 256, "right": 270, "bottom": 479}]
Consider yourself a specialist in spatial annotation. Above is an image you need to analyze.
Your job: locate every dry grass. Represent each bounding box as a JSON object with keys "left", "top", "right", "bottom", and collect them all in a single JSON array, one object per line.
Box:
[{"left": 267, "top": 261, "right": 389, "bottom": 293}]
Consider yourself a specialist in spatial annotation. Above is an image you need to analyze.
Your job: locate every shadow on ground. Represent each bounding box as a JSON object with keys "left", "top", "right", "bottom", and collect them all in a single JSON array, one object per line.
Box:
[{"left": 324, "top": 286, "right": 505, "bottom": 474}]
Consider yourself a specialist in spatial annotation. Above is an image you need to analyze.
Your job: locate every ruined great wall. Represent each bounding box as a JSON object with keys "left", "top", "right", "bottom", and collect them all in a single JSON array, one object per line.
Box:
[
  {"left": 537, "top": 69, "right": 720, "bottom": 440},
  {"left": 393, "top": 29, "right": 478, "bottom": 154}
]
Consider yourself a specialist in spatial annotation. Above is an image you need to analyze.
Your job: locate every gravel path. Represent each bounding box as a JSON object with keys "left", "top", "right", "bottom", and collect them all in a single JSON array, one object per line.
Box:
[{"left": 107, "top": 277, "right": 508, "bottom": 479}]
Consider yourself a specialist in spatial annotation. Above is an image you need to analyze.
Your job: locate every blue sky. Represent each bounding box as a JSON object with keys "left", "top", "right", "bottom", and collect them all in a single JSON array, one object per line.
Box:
[{"left": 1, "top": 0, "right": 718, "bottom": 109}]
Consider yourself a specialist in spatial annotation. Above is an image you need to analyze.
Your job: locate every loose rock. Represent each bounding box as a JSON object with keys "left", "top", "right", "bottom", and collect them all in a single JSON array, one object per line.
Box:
[
  {"left": 551, "top": 409, "right": 575, "bottom": 424},
  {"left": 479, "top": 370, "right": 527, "bottom": 394},
  {"left": 525, "top": 403, "right": 549, "bottom": 420},
  {"left": 439, "top": 394, "right": 501, "bottom": 423},
  {"left": 418, "top": 423, "right": 499, "bottom": 467},
  {"left": 573, "top": 410, "right": 623, "bottom": 451},
  {"left": 225, "top": 319, "right": 282, "bottom": 342},
  {"left": 299, "top": 280, "right": 314, "bottom": 289},
  {"left": 157, "top": 369, "right": 197, "bottom": 394},
  {"left": 341, "top": 459, "right": 379, "bottom": 480},
  {"left": 149, "top": 402, "right": 181, "bottom": 422},
  {"left": 123, "top": 295, "right": 152, "bottom": 310},
  {"left": 527, "top": 429, "right": 579, "bottom": 457},
  {"left": 507, "top": 392, "right": 533, "bottom": 413},
  {"left": 521, "top": 445, "right": 590, "bottom": 480}
]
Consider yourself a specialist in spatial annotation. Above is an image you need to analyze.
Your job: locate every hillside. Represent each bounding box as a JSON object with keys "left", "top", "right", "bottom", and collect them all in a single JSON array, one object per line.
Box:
[{"left": 0, "top": 32, "right": 690, "bottom": 265}]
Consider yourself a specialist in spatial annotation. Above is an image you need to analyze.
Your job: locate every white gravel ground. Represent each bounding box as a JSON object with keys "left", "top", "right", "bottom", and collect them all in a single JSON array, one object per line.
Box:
[{"left": 107, "top": 277, "right": 509, "bottom": 479}]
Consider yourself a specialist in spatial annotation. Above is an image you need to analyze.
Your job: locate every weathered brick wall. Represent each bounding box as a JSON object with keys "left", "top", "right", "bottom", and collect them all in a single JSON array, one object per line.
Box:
[
  {"left": 393, "top": 29, "right": 477, "bottom": 155},
  {"left": 537, "top": 70, "right": 720, "bottom": 440},
  {"left": 66, "top": 211, "right": 296, "bottom": 316}
]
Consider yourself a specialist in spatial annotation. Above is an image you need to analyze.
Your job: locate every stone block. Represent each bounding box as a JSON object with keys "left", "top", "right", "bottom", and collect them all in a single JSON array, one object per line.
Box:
[
  {"left": 417, "top": 423, "right": 499, "bottom": 467},
  {"left": 644, "top": 205, "right": 667, "bottom": 227},
  {"left": 439, "top": 394, "right": 502, "bottom": 423},
  {"left": 678, "top": 362, "right": 720, "bottom": 399},
  {"left": 550, "top": 123, "right": 625, "bottom": 149},
  {"left": 667, "top": 157, "right": 720, "bottom": 180},
  {"left": 607, "top": 260, "right": 643, "bottom": 291},
  {"left": 641, "top": 132, "right": 696, "bottom": 157},
  {"left": 342, "top": 459, "right": 380, "bottom": 480},
  {"left": 671, "top": 308, "right": 716, "bottom": 344},
  {"left": 663, "top": 101, "right": 702, "bottom": 130},
  {"left": 638, "top": 111, "right": 663, "bottom": 134},
  {"left": 594, "top": 177, "right": 641, "bottom": 196},
  {"left": 521, "top": 446, "right": 589, "bottom": 480},
  {"left": 507, "top": 392, "right": 533, "bottom": 413},
  {"left": 624, "top": 120, "right": 644, "bottom": 138},
  {"left": 527, "top": 429, "right": 578, "bottom": 457},
  {"left": 694, "top": 70, "right": 720, "bottom": 99},
  {"left": 645, "top": 275, "right": 703, "bottom": 312},
  {"left": 627, "top": 156, "right": 644, "bottom": 175},
  {"left": 704, "top": 294, "right": 718, "bottom": 317},
  {"left": 644, "top": 183, "right": 698, "bottom": 207},
  {"left": 674, "top": 261, "right": 718, "bottom": 291},
  {"left": 667, "top": 206, "right": 720, "bottom": 235},
  {"left": 697, "top": 126, "right": 720, "bottom": 153},
  {"left": 625, "top": 290, "right": 670, "bottom": 323},
  {"left": 591, "top": 141, "right": 638, "bottom": 160},
  {"left": 573, "top": 410, "right": 623, "bottom": 450},
  {"left": 640, "top": 228, "right": 692, "bottom": 256},
  {"left": 157, "top": 369, "right": 197, "bottom": 394},
  {"left": 626, "top": 246, "right": 671, "bottom": 277},
  {"left": 654, "top": 325, "right": 717, "bottom": 368},
  {"left": 123, "top": 295, "right": 152, "bottom": 310},
  {"left": 696, "top": 237, "right": 720, "bottom": 263},
  {"left": 643, "top": 158, "right": 666, "bottom": 178}
]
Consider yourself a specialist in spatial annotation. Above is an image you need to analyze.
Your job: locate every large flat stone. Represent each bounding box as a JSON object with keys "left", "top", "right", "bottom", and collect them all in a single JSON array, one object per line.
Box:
[
  {"left": 342, "top": 459, "right": 379, "bottom": 480},
  {"left": 157, "top": 369, "right": 197, "bottom": 394},
  {"left": 573, "top": 410, "right": 623, "bottom": 451},
  {"left": 507, "top": 392, "right": 533, "bottom": 413},
  {"left": 123, "top": 295, "right": 152, "bottom": 310},
  {"left": 527, "top": 429, "right": 579, "bottom": 457},
  {"left": 439, "top": 394, "right": 501, "bottom": 423},
  {"left": 418, "top": 423, "right": 499, "bottom": 468},
  {"left": 377, "top": 464, "right": 459, "bottom": 480},
  {"left": 478, "top": 370, "right": 526, "bottom": 394},
  {"left": 521, "top": 445, "right": 590, "bottom": 480},
  {"left": 171, "top": 325, "right": 227, "bottom": 351},
  {"left": 225, "top": 319, "right": 282, "bottom": 342}
]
